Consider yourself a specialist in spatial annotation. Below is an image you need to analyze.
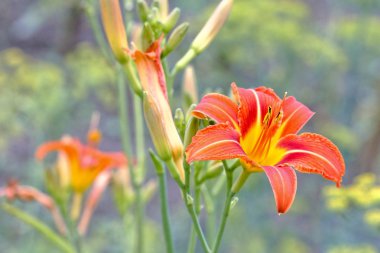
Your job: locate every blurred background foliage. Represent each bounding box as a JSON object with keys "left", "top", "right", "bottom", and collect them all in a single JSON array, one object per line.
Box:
[{"left": 1, "top": 0, "right": 380, "bottom": 252}]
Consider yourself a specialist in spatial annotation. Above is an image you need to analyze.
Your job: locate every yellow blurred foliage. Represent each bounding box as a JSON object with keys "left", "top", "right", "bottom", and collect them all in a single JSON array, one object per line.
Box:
[
  {"left": 328, "top": 244, "right": 378, "bottom": 253},
  {"left": 324, "top": 172, "right": 380, "bottom": 229}
]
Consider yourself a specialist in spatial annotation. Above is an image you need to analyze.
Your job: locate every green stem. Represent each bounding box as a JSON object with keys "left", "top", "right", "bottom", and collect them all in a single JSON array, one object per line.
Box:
[
  {"left": 117, "top": 65, "right": 132, "bottom": 157},
  {"left": 131, "top": 95, "right": 145, "bottom": 253},
  {"left": 1, "top": 203, "right": 75, "bottom": 253},
  {"left": 117, "top": 64, "right": 144, "bottom": 253},
  {"left": 150, "top": 150, "right": 174, "bottom": 253},
  {"left": 167, "top": 48, "right": 197, "bottom": 102},
  {"left": 60, "top": 201, "right": 82, "bottom": 253},
  {"left": 171, "top": 49, "right": 197, "bottom": 77},
  {"left": 133, "top": 94, "right": 145, "bottom": 180},
  {"left": 182, "top": 162, "right": 211, "bottom": 253},
  {"left": 165, "top": 159, "right": 185, "bottom": 189},
  {"left": 231, "top": 171, "right": 250, "bottom": 194},
  {"left": 186, "top": 184, "right": 201, "bottom": 252},
  {"left": 183, "top": 195, "right": 211, "bottom": 253},
  {"left": 158, "top": 169, "right": 174, "bottom": 253},
  {"left": 212, "top": 192, "right": 235, "bottom": 253},
  {"left": 124, "top": 62, "right": 143, "bottom": 97},
  {"left": 212, "top": 163, "right": 235, "bottom": 253},
  {"left": 186, "top": 226, "right": 197, "bottom": 253},
  {"left": 201, "top": 186, "right": 216, "bottom": 242},
  {"left": 83, "top": 0, "right": 113, "bottom": 63}
]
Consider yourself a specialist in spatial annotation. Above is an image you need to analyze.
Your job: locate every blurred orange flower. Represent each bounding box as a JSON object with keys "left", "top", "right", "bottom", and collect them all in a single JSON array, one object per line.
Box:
[
  {"left": 36, "top": 137, "right": 127, "bottom": 193},
  {"left": 186, "top": 83, "right": 345, "bottom": 213},
  {"left": 0, "top": 179, "right": 66, "bottom": 234}
]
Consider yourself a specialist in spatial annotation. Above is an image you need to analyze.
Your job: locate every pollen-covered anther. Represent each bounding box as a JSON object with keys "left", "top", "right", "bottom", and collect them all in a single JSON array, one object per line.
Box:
[{"left": 263, "top": 106, "right": 272, "bottom": 125}]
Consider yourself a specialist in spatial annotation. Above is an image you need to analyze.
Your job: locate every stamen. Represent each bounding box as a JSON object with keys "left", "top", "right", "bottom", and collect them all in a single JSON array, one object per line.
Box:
[{"left": 263, "top": 106, "right": 272, "bottom": 125}]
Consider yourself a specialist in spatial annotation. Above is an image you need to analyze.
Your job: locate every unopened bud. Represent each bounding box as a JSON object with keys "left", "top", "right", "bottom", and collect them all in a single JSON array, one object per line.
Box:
[
  {"left": 157, "top": 0, "right": 168, "bottom": 19},
  {"left": 100, "top": 0, "right": 129, "bottom": 63},
  {"left": 185, "top": 104, "right": 197, "bottom": 122},
  {"left": 191, "top": 0, "right": 233, "bottom": 53},
  {"left": 162, "top": 7, "right": 181, "bottom": 33},
  {"left": 162, "top": 22, "right": 189, "bottom": 58},
  {"left": 142, "top": 22, "right": 156, "bottom": 50},
  {"left": 131, "top": 24, "right": 143, "bottom": 49},
  {"left": 137, "top": 0, "right": 150, "bottom": 22},
  {"left": 174, "top": 108, "right": 185, "bottom": 135},
  {"left": 184, "top": 116, "right": 199, "bottom": 148},
  {"left": 182, "top": 66, "right": 198, "bottom": 109},
  {"left": 143, "top": 92, "right": 181, "bottom": 161}
]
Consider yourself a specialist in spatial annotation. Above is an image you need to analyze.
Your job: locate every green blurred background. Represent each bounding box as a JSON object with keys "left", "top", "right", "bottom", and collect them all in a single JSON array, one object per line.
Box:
[{"left": 1, "top": 0, "right": 380, "bottom": 252}]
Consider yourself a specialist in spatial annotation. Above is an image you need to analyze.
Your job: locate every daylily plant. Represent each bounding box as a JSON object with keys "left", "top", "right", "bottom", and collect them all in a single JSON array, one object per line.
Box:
[
  {"left": 186, "top": 83, "right": 345, "bottom": 213},
  {"left": 36, "top": 136, "right": 127, "bottom": 193}
]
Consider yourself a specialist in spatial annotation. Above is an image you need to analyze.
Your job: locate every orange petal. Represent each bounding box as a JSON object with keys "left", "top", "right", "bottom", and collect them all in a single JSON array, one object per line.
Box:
[
  {"left": 186, "top": 123, "right": 246, "bottom": 163},
  {"left": 262, "top": 166, "right": 297, "bottom": 214},
  {"left": 78, "top": 171, "right": 112, "bottom": 236},
  {"left": 131, "top": 38, "right": 167, "bottom": 99},
  {"left": 192, "top": 93, "right": 238, "bottom": 127},
  {"left": 231, "top": 83, "right": 280, "bottom": 138},
  {"left": 279, "top": 96, "right": 314, "bottom": 137},
  {"left": 278, "top": 133, "right": 345, "bottom": 187},
  {"left": 104, "top": 152, "right": 128, "bottom": 167},
  {"left": 35, "top": 141, "right": 78, "bottom": 160}
]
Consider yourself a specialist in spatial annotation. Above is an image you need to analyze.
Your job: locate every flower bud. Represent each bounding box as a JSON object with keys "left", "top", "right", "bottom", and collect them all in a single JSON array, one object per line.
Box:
[
  {"left": 182, "top": 66, "right": 198, "bottom": 109},
  {"left": 162, "top": 7, "right": 181, "bottom": 33},
  {"left": 162, "top": 22, "right": 189, "bottom": 58},
  {"left": 142, "top": 22, "right": 155, "bottom": 50},
  {"left": 174, "top": 108, "right": 185, "bottom": 137},
  {"left": 157, "top": 0, "right": 168, "bottom": 19},
  {"left": 100, "top": 0, "right": 129, "bottom": 63},
  {"left": 143, "top": 92, "right": 183, "bottom": 161},
  {"left": 191, "top": 0, "right": 233, "bottom": 53},
  {"left": 131, "top": 24, "right": 143, "bottom": 50},
  {"left": 184, "top": 116, "right": 199, "bottom": 148},
  {"left": 137, "top": 0, "right": 150, "bottom": 22}
]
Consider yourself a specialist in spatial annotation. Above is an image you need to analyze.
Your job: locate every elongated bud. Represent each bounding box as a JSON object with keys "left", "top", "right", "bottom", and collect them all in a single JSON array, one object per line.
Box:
[
  {"left": 184, "top": 116, "right": 199, "bottom": 148},
  {"left": 137, "top": 0, "right": 150, "bottom": 22},
  {"left": 191, "top": 0, "right": 233, "bottom": 53},
  {"left": 142, "top": 22, "right": 155, "bottom": 50},
  {"left": 157, "top": 0, "right": 168, "bottom": 19},
  {"left": 182, "top": 66, "right": 198, "bottom": 109},
  {"left": 185, "top": 104, "right": 197, "bottom": 122},
  {"left": 162, "top": 22, "right": 189, "bottom": 57},
  {"left": 174, "top": 108, "right": 185, "bottom": 136},
  {"left": 131, "top": 24, "right": 143, "bottom": 50},
  {"left": 143, "top": 92, "right": 179, "bottom": 161},
  {"left": 162, "top": 7, "right": 181, "bottom": 33},
  {"left": 100, "top": 0, "right": 129, "bottom": 63}
]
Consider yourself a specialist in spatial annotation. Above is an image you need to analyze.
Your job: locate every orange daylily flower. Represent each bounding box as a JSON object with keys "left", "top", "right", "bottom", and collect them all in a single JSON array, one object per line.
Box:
[
  {"left": 186, "top": 83, "right": 345, "bottom": 213},
  {"left": 36, "top": 137, "right": 127, "bottom": 193}
]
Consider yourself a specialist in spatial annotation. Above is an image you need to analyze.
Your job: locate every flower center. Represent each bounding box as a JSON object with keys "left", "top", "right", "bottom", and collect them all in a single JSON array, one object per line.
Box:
[{"left": 242, "top": 93, "right": 287, "bottom": 166}]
